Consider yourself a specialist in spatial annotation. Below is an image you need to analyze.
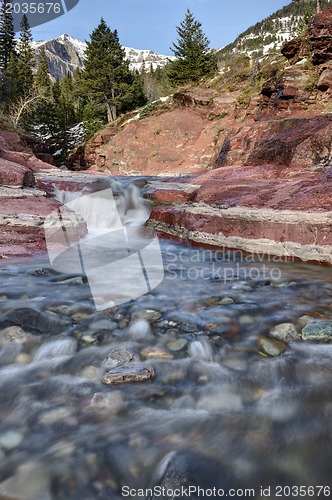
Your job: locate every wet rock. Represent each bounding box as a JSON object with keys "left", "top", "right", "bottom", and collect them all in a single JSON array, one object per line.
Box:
[
  {"left": 103, "top": 347, "right": 134, "bottom": 367},
  {"left": 140, "top": 346, "right": 174, "bottom": 360},
  {"left": 297, "top": 315, "right": 312, "bottom": 329},
  {"left": 0, "top": 325, "right": 27, "bottom": 346},
  {"left": 15, "top": 352, "right": 32, "bottom": 364},
  {"left": 79, "top": 365, "right": 104, "bottom": 379},
  {"left": 78, "top": 334, "right": 98, "bottom": 347},
  {"left": 197, "top": 385, "right": 242, "bottom": 412},
  {"left": 270, "top": 323, "right": 298, "bottom": 343},
  {"left": 166, "top": 338, "right": 188, "bottom": 352},
  {"left": 58, "top": 276, "right": 85, "bottom": 285},
  {"left": 149, "top": 450, "right": 238, "bottom": 500},
  {"left": 27, "top": 267, "right": 56, "bottom": 276},
  {"left": 84, "top": 391, "right": 124, "bottom": 415},
  {"left": 39, "top": 407, "right": 77, "bottom": 426},
  {"left": 0, "top": 307, "right": 70, "bottom": 335},
  {"left": 302, "top": 320, "right": 332, "bottom": 341},
  {"left": 0, "top": 462, "right": 51, "bottom": 499},
  {"left": 258, "top": 337, "right": 287, "bottom": 357},
  {"left": 220, "top": 297, "right": 235, "bottom": 305},
  {"left": 180, "top": 322, "right": 198, "bottom": 333},
  {"left": 0, "top": 430, "right": 24, "bottom": 452},
  {"left": 102, "top": 363, "right": 154, "bottom": 385},
  {"left": 131, "top": 309, "right": 162, "bottom": 323}
]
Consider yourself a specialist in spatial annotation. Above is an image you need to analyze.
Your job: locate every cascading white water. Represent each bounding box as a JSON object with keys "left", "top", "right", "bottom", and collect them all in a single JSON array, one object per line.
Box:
[
  {"left": 49, "top": 178, "right": 164, "bottom": 309},
  {"left": 53, "top": 180, "right": 151, "bottom": 237}
]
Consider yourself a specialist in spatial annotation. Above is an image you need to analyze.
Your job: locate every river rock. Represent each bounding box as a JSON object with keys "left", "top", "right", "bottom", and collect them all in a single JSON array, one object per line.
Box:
[
  {"left": 0, "top": 308, "right": 70, "bottom": 335},
  {"left": 270, "top": 323, "right": 298, "bottom": 343},
  {"left": 302, "top": 320, "right": 332, "bottom": 341},
  {"left": 85, "top": 391, "right": 124, "bottom": 415},
  {"left": 0, "top": 461, "right": 51, "bottom": 500},
  {"left": 39, "top": 407, "right": 77, "bottom": 426},
  {"left": 131, "top": 309, "right": 162, "bottom": 323},
  {"left": 0, "top": 325, "right": 27, "bottom": 346},
  {"left": 258, "top": 337, "right": 287, "bottom": 356},
  {"left": 149, "top": 450, "right": 237, "bottom": 500},
  {"left": 103, "top": 347, "right": 134, "bottom": 367},
  {"left": 220, "top": 297, "right": 235, "bottom": 305},
  {"left": 102, "top": 363, "right": 154, "bottom": 385},
  {"left": 140, "top": 346, "right": 173, "bottom": 360},
  {"left": 166, "top": 338, "right": 188, "bottom": 352}
]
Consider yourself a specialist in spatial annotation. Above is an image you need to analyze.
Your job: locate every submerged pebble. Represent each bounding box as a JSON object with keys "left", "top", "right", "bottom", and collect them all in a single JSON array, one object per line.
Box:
[{"left": 258, "top": 337, "right": 287, "bottom": 357}]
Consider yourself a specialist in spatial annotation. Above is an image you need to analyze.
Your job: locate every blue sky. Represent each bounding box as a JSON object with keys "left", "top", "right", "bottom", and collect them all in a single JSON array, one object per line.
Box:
[{"left": 31, "top": 0, "right": 290, "bottom": 54}]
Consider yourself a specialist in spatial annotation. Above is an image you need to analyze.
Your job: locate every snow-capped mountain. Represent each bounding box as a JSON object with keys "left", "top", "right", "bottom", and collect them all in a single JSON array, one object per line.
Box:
[
  {"left": 218, "top": 0, "right": 331, "bottom": 60},
  {"left": 31, "top": 34, "right": 174, "bottom": 80}
]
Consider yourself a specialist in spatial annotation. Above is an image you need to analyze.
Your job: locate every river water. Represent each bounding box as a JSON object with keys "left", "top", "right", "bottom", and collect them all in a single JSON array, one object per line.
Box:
[{"left": 0, "top": 179, "right": 332, "bottom": 499}]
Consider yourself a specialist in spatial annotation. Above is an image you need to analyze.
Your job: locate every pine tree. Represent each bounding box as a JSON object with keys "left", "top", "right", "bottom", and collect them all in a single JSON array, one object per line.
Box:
[
  {"left": 0, "top": 0, "right": 16, "bottom": 71},
  {"left": 79, "top": 18, "right": 146, "bottom": 126},
  {"left": 17, "top": 14, "right": 34, "bottom": 97},
  {"left": 168, "top": 9, "right": 217, "bottom": 86}
]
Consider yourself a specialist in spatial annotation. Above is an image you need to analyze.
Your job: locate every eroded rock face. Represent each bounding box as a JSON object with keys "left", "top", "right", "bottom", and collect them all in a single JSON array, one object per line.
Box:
[
  {"left": 0, "top": 130, "right": 67, "bottom": 258},
  {"left": 317, "top": 65, "right": 332, "bottom": 91},
  {"left": 281, "top": 36, "right": 309, "bottom": 63},
  {"left": 310, "top": 7, "right": 332, "bottom": 65}
]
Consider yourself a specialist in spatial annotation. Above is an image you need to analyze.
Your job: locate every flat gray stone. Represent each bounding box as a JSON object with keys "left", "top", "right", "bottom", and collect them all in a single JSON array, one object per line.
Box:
[
  {"left": 103, "top": 347, "right": 134, "bottom": 368},
  {"left": 302, "top": 320, "right": 332, "bottom": 342},
  {"left": 102, "top": 363, "right": 154, "bottom": 385}
]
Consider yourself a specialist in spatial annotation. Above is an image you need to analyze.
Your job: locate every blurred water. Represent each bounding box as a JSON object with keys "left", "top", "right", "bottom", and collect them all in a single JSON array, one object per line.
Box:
[{"left": 0, "top": 182, "right": 331, "bottom": 498}]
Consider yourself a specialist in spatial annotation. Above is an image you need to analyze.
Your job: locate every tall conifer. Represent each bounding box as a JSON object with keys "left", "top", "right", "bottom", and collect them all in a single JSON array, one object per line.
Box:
[{"left": 169, "top": 9, "right": 217, "bottom": 85}]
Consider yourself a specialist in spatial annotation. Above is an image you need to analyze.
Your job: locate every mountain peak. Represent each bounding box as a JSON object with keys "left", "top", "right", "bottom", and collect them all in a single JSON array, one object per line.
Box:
[{"left": 31, "top": 34, "right": 174, "bottom": 79}]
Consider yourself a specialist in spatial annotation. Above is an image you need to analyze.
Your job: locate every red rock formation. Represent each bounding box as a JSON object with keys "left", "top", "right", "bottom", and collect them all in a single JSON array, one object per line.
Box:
[
  {"left": 0, "top": 130, "right": 61, "bottom": 258},
  {"left": 310, "top": 7, "right": 332, "bottom": 65}
]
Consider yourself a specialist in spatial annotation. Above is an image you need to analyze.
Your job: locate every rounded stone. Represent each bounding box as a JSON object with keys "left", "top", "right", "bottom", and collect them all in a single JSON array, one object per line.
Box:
[
  {"left": 166, "top": 338, "right": 188, "bottom": 351},
  {"left": 258, "top": 337, "right": 287, "bottom": 357},
  {"left": 270, "top": 323, "right": 298, "bottom": 343}
]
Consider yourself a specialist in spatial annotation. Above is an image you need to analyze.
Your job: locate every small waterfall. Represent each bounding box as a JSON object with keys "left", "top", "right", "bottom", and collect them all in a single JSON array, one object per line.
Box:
[
  {"left": 48, "top": 178, "right": 164, "bottom": 309},
  {"left": 188, "top": 339, "right": 213, "bottom": 361},
  {"left": 34, "top": 338, "right": 77, "bottom": 362},
  {"left": 53, "top": 179, "right": 152, "bottom": 237}
]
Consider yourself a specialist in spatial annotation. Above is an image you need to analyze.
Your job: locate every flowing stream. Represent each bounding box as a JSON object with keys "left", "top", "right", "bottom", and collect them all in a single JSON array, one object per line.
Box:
[{"left": 0, "top": 178, "right": 332, "bottom": 499}]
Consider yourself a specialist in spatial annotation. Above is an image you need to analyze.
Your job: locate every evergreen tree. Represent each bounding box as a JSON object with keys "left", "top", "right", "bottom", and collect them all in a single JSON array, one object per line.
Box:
[
  {"left": 79, "top": 18, "right": 146, "bottom": 127},
  {"left": 168, "top": 9, "right": 217, "bottom": 85},
  {"left": 0, "top": 0, "right": 16, "bottom": 110},
  {"left": 0, "top": 0, "right": 16, "bottom": 71},
  {"left": 17, "top": 14, "right": 34, "bottom": 97}
]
